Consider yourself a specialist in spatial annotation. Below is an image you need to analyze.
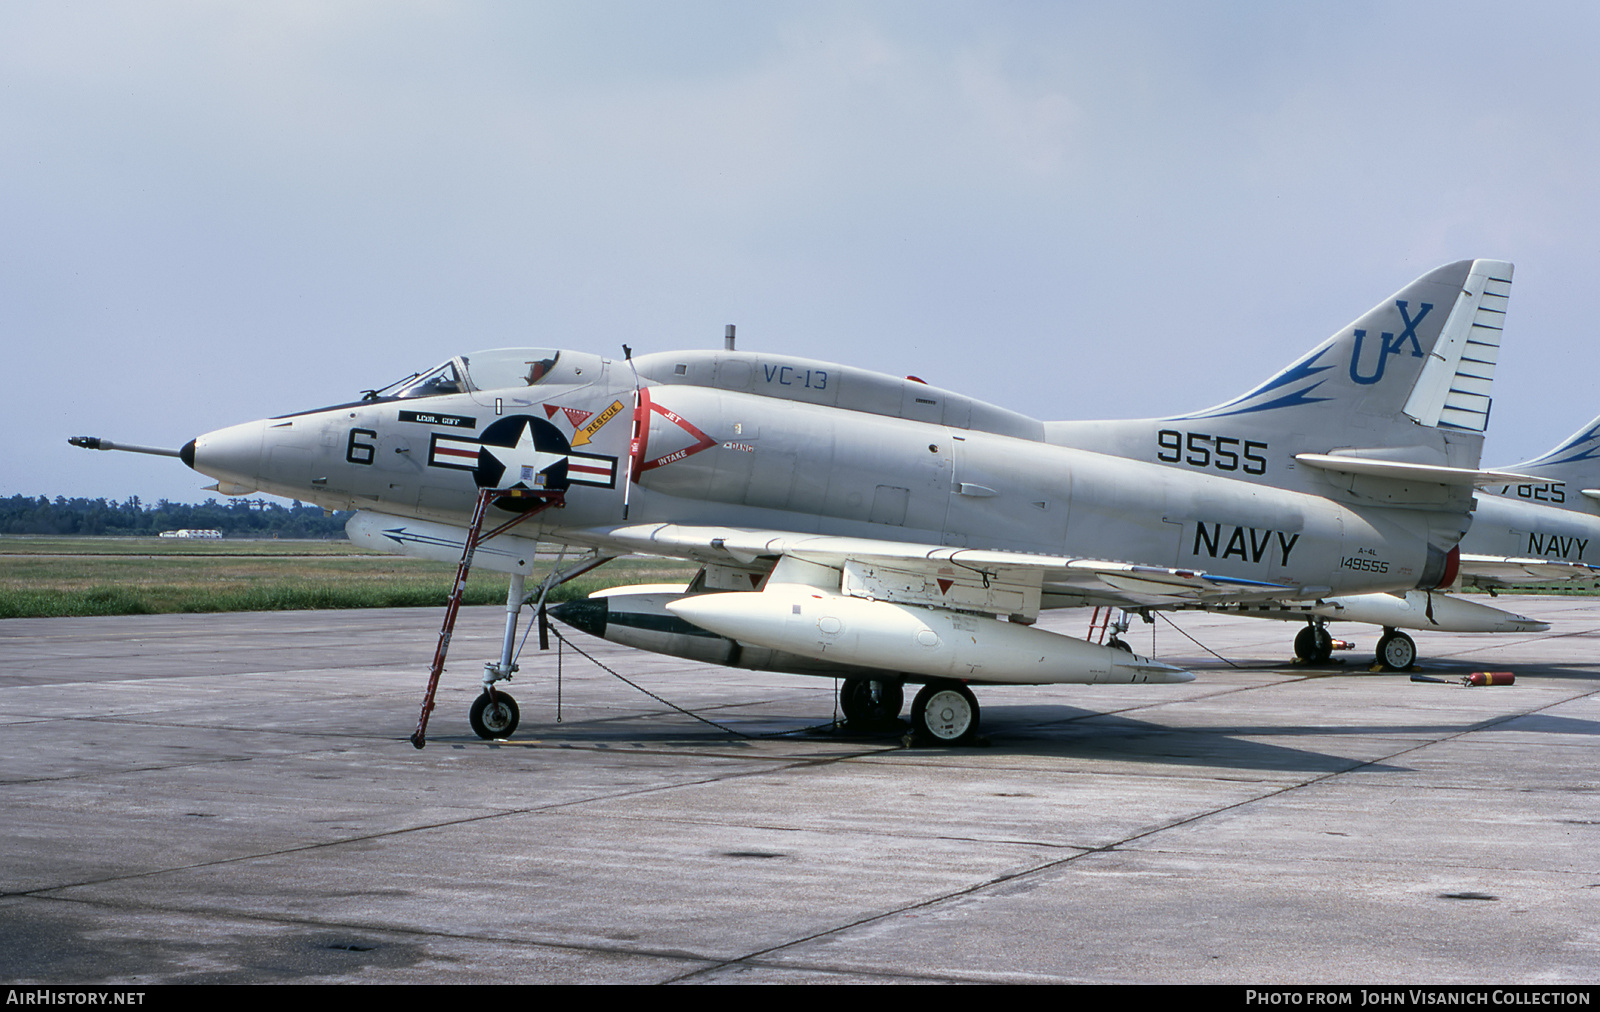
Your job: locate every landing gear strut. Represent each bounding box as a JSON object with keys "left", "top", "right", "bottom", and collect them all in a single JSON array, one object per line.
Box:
[
  {"left": 466, "top": 546, "right": 616, "bottom": 740},
  {"left": 462, "top": 572, "right": 527, "bottom": 741},
  {"left": 911, "top": 681, "right": 980, "bottom": 745},
  {"left": 409, "top": 487, "right": 575, "bottom": 749}
]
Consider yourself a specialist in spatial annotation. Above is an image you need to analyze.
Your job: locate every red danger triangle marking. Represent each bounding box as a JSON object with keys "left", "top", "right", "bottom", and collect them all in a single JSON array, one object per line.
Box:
[
  {"left": 542, "top": 404, "right": 559, "bottom": 419},
  {"left": 937, "top": 578, "right": 953, "bottom": 594},
  {"left": 563, "top": 407, "right": 594, "bottom": 428}
]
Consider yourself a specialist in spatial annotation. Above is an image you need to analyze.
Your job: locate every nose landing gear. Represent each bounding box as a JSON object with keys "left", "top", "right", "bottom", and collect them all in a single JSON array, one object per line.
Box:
[{"left": 469, "top": 691, "right": 520, "bottom": 739}]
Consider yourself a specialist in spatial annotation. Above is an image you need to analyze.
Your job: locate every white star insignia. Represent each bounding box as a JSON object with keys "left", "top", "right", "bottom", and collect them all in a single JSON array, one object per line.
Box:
[{"left": 480, "top": 420, "right": 566, "bottom": 489}]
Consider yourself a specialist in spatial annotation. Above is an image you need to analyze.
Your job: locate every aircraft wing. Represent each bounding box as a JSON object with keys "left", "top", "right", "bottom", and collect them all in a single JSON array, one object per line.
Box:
[
  {"left": 557, "top": 523, "right": 1296, "bottom": 618},
  {"left": 1457, "top": 553, "right": 1600, "bottom": 591}
]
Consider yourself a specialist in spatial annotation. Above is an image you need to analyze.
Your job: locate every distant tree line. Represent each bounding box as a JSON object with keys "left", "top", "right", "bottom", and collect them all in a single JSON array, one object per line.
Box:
[{"left": 0, "top": 495, "right": 352, "bottom": 538}]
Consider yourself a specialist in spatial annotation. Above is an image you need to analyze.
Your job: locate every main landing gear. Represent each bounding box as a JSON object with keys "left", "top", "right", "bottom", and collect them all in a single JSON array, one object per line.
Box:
[
  {"left": 838, "top": 677, "right": 981, "bottom": 745},
  {"left": 1293, "top": 620, "right": 1418, "bottom": 671},
  {"left": 838, "top": 678, "right": 904, "bottom": 728},
  {"left": 911, "top": 681, "right": 981, "bottom": 746},
  {"left": 1294, "top": 622, "right": 1335, "bottom": 664},
  {"left": 1375, "top": 629, "right": 1417, "bottom": 671}
]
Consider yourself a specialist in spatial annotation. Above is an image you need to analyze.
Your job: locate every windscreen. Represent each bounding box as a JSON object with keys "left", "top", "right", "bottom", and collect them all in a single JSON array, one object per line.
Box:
[
  {"left": 391, "top": 361, "right": 465, "bottom": 399},
  {"left": 368, "top": 349, "right": 564, "bottom": 403}
]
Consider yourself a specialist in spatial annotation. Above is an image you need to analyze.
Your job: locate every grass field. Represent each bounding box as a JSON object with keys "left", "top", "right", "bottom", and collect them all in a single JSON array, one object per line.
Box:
[
  {"left": 0, "top": 536, "right": 376, "bottom": 557},
  {"left": 8, "top": 536, "right": 1591, "bottom": 621},
  {"left": 0, "top": 537, "right": 697, "bottom": 618}
]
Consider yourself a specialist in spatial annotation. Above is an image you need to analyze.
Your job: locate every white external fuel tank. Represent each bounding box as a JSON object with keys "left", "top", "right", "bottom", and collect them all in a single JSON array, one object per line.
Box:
[
  {"left": 1310, "top": 590, "right": 1547, "bottom": 632},
  {"left": 666, "top": 583, "right": 1193, "bottom": 685},
  {"left": 1220, "top": 589, "right": 1548, "bottom": 633},
  {"left": 344, "top": 511, "right": 544, "bottom": 576},
  {"left": 550, "top": 586, "right": 889, "bottom": 678}
]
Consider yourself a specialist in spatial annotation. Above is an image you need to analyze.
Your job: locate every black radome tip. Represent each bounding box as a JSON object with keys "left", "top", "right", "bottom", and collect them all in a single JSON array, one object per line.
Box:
[{"left": 548, "top": 599, "right": 607, "bottom": 638}]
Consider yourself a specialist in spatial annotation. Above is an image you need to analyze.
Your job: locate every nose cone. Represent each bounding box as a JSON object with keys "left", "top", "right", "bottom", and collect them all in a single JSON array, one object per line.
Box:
[
  {"left": 189, "top": 419, "right": 267, "bottom": 488},
  {"left": 549, "top": 599, "right": 609, "bottom": 638},
  {"left": 662, "top": 594, "right": 745, "bottom": 639}
]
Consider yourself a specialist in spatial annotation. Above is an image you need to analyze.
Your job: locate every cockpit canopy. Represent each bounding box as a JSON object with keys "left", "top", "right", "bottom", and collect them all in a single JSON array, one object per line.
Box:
[{"left": 380, "top": 349, "right": 563, "bottom": 400}]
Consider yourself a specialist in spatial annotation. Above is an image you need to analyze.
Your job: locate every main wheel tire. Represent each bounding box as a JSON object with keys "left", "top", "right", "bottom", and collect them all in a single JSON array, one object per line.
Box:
[
  {"left": 1294, "top": 626, "right": 1318, "bottom": 662},
  {"left": 469, "top": 691, "right": 520, "bottom": 739},
  {"left": 839, "top": 679, "right": 904, "bottom": 725},
  {"left": 912, "top": 682, "right": 980, "bottom": 745},
  {"left": 1376, "top": 631, "right": 1417, "bottom": 671},
  {"left": 1107, "top": 638, "right": 1133, "bottom": 653},
  {"left": 1295, "top": 626, "right": 1334, "bottom": 663}
]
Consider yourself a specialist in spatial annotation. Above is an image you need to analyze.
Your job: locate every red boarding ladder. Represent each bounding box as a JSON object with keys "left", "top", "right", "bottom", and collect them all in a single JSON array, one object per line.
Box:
[
  {"left": 1086, "top": 606, "right": 1116, "bottom": 645},
  {"left": 410, "top": 487, "right": 564, "bottom": 748}
]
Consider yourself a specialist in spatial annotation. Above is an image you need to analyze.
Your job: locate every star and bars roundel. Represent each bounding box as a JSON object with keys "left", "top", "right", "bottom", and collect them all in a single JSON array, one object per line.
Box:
[{"left": 425, "top": 415, "right": 618, "bottom": 492}]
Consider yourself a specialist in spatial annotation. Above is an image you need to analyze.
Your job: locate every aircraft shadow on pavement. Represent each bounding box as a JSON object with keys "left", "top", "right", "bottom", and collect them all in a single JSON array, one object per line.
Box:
[
  {"left": 435, "top": 662, "right": 1600, "bottom": 772},
  {"left": 443, "top": 703, "right": 1551, "bottom": 775}
]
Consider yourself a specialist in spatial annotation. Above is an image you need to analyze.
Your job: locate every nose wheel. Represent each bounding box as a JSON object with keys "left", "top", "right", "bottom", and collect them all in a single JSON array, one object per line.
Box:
[
  {"left": 469, "top": 691, "right": 520, "bottom": 740},
  {"left": 912, "top": 681, "right": 980, "bottom": 745}
]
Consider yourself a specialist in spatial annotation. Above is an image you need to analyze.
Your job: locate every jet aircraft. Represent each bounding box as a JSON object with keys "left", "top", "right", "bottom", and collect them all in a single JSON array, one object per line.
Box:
[
  {"left": 1047, "top": 277, "right": 1600, "bottom": 669},
  {"left": 1470, "top": 413, "right": 1600, "bottom": 587},
  {"left": 1192, "top": 413, "right": 1600, "bottom": 669},
  {"left": 73, "top": 259, "right": 1530, "bottom": 744}
]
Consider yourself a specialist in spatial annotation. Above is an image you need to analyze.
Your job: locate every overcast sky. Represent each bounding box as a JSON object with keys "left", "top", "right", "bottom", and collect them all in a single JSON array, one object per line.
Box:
[{"left": 7, "top": 1, "right": 1600, "bottom": 505}]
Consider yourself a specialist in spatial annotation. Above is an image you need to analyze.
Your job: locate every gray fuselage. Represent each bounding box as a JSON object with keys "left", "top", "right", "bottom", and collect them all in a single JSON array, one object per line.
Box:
[{"left": 188, "top": 348, "right": 1464, "bottom": 602}]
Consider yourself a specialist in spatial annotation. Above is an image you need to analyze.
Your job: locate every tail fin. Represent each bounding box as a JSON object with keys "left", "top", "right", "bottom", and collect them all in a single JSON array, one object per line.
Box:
[
  {"left": 1494, "top": 413, "right": 1600, "bottom": 510},
  {"left": 1046, "top": 259, "right": 1514, "bottom": 492}
]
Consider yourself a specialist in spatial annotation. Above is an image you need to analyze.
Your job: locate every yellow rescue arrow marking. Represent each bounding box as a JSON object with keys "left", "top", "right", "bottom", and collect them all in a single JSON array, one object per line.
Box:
[{"left": 570, "top": 400, "right": 625, "bottom": 447}]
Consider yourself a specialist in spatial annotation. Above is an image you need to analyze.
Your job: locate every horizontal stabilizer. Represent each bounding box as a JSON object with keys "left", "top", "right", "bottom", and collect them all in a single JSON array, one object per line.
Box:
[
  {"left": 1497, "top": 412, "right": 1600, "bottom": 501},
  {"left": 1293, "top": 454, "right": 1545, "bottom": 487},
  {"left": 1458, "top": 553, "right": 1600, "bottom": 591}
]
